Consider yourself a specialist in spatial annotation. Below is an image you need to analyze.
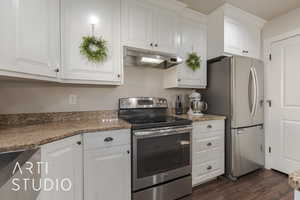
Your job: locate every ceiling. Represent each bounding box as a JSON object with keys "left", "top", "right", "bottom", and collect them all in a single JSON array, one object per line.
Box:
[{"left": 179, "top": 0, "right": 300, "bottom": 20}]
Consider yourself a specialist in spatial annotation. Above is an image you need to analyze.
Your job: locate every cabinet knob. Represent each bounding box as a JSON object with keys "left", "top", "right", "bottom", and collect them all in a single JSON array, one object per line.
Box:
[
  {"left": 207, "top": 142, "right": 212, "bottom": 147},
  {"left": 127, "top": 150, "right": 130, "bottom": 154},
  {"left": 177, "top": 78, "right": 181, "bottom": 82},
  {"left": 77, "top": 141, "right": 82, "bottom": 145},
  {"left": 104, "top": 137, "right": 114, "bottom": 142},
  {"left": 117, "top": 74, "right": 121, "bottom": 78},
  {"left": 155, "top": 44, "right": 158, "bottom": 47},
  {"left": 150, "top": 43, "right": 153, "bottom": 47},
  {"left": 207, "top": 125, "right": 212, "bottom": 129},
  {"left": 207, "top": 166, "right": 212, "bottom": 170}
]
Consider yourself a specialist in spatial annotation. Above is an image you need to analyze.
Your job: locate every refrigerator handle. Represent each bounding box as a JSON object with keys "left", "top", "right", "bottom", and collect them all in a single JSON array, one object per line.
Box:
[
  {"left": 253, "top": 67, "right": 259, "bottom": 117},
  {"left": 248, "top": 68, "right": 256, "bottom": 117}
]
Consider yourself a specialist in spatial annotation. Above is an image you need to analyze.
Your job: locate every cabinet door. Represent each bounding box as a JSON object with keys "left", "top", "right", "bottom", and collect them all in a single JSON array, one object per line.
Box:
[
  {"left": 84, "top": 145, "right": 131, "bottom": 200},
  {"left": 178, "top": 19, "right": 207, "bottom": 88},
  {"left": 224, "top": 16, "right": 246, "bottom": 57},
  {"left": 121, "top": 0, "right": 153, "bottom": 51},
  {"left": 39, "top": 135, "right": 83, "bottom": 200},
  {"left": 153, "top": 8, "right": 178, "bottom": 54},
  {"left": 243, "top": 24, "right": 261, "bottom": 59},
  {"left": 0, "top": 0, "right": 59, "bottom": 78},
  {"left": 61, "top": 0, "right": 122, "bottom": 83}
]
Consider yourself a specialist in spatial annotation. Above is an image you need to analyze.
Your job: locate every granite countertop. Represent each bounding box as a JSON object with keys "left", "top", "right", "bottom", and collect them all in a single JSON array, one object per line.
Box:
[
  {"left": 289, "top": 170, "right": 300, "bottom": 190},
  {"left": 173, "top": 114, "right": 226, "bottom": 122},
  {"left": 0, "top": 117, "right": 131, "bottom": 153}
]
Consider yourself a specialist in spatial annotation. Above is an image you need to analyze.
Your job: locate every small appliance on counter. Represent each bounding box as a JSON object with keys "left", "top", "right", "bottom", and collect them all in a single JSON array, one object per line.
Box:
[{"left": 188, "top": 91, "right": 208, "bottom": 116}]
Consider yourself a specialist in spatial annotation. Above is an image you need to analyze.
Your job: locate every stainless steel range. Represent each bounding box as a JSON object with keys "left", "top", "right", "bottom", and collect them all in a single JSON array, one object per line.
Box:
[{"left": 119, "top": 97, "right": 193, "bottom": 200}]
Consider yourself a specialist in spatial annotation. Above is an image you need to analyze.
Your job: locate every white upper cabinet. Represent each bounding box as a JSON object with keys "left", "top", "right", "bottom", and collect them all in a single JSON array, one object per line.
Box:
[
  {"left": 0, "top": 0, "right": 60, "bottom": 80},
  {"left": 153, "top": 8, "right": 178, "bottom": 54},
  {"left": 164, "top": 10, "right": 207, "bottom": 89},
  {"left": 60, "top": 0, "right": 122, "bottom": 85},
  {"left": 121, "top": 0, "right": 178, "bottom": 54},
  {"left": 208, "top": 4, "right": 265, "bottom": 60}
]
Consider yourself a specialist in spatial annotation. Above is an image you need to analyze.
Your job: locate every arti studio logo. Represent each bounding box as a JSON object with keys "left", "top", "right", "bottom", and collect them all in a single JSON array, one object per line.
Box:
[{"left": 11, "top": 161, "right": 72, "bottom": 192}]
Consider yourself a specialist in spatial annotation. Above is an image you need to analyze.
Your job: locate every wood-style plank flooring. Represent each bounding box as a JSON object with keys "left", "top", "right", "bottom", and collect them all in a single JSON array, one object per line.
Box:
[{"left": 192, "top": 169, "right": 293, "bottom": 200}]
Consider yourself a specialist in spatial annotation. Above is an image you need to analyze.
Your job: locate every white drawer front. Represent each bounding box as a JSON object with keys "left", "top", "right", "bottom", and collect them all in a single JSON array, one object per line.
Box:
[
  {"left": 193, "top": 135, "right": 224, "bottom": 151},
  {"left": 193, "top": 120, "right": 224, "bottom": 134},
  {"left": 193, "top": 148, "right": 223, "bottom": 164},
  {"left": 193, "top": 159, "right": 223, "bottom": 177},
  {"left": 192, "top": 157, "right": 225, "bottom": 186},
  {"left": 83, "top": 129, "right": 130, "bottom": 150}
]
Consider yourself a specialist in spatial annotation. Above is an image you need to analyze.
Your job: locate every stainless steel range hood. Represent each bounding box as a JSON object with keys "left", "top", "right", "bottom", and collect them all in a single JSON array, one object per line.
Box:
[{"left": 124, "top": 47, "right": 183, "bottom": 69}]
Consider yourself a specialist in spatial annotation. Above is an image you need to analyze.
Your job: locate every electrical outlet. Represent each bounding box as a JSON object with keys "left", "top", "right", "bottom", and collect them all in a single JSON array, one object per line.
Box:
[{"left": 69, "top": 94, "right": 78, "bottom": 105}]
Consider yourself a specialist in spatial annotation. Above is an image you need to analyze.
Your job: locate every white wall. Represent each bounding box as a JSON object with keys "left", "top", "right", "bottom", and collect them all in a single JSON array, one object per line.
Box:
[
  {"left": 263, "top": 7, "right": 300, "bottom": 39},
  {"left": 0, "top": 66, "right": 192, "bottom": 114}
]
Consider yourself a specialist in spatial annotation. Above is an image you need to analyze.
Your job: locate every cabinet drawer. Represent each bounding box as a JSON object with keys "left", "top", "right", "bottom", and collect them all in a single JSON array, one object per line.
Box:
[
  {"left": 193, "top": 136, "right": 224, "bottom": 152},
  {"left": 83, "top": 129, "right": 130, "bottom": 150},
  {"left": 192, "top": 168, "right": 224, "bottom": 186},
  {"left": 193, "top": 148, "right": 223, "bottom": 164},
  {"left": 193, "top": 120, "right": 224, "bottom": 134},
  {"left": 193, "top": 159, "right": 223, "bottom": 177}
]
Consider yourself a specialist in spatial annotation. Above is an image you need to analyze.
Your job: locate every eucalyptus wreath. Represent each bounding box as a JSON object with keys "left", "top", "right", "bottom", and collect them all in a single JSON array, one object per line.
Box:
[
  {"left": 186, "top": 52, "right": 201, "bottom": 71},
  {"left": 80, "top": 36, "right": 108, "bottom": 63}
]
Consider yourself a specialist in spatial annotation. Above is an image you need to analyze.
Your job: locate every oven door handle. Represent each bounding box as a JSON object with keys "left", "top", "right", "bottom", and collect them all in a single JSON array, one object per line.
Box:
[{"left": 133, "top": 126, "right": 192, "bottom": 138}]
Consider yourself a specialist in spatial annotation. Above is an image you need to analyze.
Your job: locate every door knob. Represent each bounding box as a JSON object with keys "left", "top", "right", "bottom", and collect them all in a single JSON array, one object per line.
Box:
[{"left": 266, "top": 100, "right": 272, "bottom": 107}]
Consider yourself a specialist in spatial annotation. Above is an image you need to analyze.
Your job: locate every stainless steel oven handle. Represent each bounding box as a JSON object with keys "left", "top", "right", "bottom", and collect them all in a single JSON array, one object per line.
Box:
[{"left": 133, "top": 126, "right": 192, "bottom": 138}]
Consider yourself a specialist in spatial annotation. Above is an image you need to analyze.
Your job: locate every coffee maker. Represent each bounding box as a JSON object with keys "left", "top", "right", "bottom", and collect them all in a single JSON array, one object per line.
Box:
[{"left": 188, "top": 91, "right": 208, "bottom": 116}]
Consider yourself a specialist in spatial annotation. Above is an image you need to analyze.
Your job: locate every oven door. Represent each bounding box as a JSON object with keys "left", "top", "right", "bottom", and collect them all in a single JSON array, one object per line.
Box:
[{"left": 132, "top": 126, "right": 192, "bottom": 191}]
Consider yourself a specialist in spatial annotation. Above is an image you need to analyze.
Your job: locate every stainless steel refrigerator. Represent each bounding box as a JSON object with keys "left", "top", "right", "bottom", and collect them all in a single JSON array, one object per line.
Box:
[{"left": 204, "top": 56, "right": 265, "bottom": 180}]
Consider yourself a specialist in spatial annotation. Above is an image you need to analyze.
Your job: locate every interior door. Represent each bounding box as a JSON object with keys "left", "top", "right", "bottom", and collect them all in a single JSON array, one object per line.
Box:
[{"left": 269, "top": 35, "right": 300, "bottom": 174}]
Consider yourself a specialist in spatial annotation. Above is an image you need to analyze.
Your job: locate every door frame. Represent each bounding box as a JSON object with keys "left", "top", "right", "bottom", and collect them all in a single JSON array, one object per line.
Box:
[{"left": 263, "top": 28, "right": 300, "bottom": 170}]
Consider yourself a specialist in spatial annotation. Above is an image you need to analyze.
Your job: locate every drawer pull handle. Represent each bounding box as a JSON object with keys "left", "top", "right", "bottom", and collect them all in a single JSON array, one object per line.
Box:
[
  {"left": 207, "top": 125, "right": 212, "bottom": 129},
  {"left": 207, "top": 142, "right": 212, "bottom": 147},
  {"left": 207, "top": 166, "right": 212, "bottom": 170},
  {"left": 104, "top": 137, "right": 114, "bottom": 142}
]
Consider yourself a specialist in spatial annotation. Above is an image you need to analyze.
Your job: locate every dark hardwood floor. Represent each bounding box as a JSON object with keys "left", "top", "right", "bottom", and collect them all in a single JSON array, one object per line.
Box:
[{"left": 192, "top": 169, "right": 293, "bottom": 200}]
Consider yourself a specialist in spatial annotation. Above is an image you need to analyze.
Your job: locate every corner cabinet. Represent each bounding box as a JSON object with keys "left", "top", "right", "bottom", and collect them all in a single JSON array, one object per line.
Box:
[
  {"left": 121, "top": 0, "right": 178, "bottom": 54},
  {"left": 208, "top": 4, "right": 265, "bottom": 60},
  {"left": 192, "top": 120, "right": 225, "bottom": 186},
  {"left": 60, "top": 0, "right": 123, "bottom": 85},
  {"left": 164, "top": 10, "right": 207, "bottom": 89},
  {"left": 0, "top": 0, "right": 60, "bottom": 81},
  {"left": 83, "top": 129, "right": 131, "bottom": 200},
  {"left": 39, "top": 135, "right": 83, "bottom": 200}
]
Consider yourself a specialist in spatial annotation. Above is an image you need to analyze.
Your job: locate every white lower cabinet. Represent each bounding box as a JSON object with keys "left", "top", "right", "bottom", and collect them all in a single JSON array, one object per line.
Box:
[
  {"left": 39, "top": 135, "right": 83, "bottom": 200},
  {"left": 192, "top": 120, "right": 225, "bottom": 186},
  {"left": 83, "top": 129, "right": 131, "bottom": 200}
]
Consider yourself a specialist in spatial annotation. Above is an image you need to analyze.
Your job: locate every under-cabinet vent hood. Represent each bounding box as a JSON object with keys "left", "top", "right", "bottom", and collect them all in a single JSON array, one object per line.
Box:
[{"left": 124, "top": 47, "right": 183, "bottom": 69}]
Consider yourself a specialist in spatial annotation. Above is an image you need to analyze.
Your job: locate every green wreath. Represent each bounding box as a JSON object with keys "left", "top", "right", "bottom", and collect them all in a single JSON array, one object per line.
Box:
[
  {"left": 186, "top": 52, "right": 201, "bottom": 71},
  {"left": 80, "top": 36, "right": 108, "bottom": 63}
]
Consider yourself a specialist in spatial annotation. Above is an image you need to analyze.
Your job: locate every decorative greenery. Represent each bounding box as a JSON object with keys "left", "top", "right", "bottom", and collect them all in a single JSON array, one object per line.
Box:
[
  {"left": 80, "top": 36, "right": 108, "bottom": 63},
  {"left": 186, "top": 52, "right": 201, "bottom": 71}
]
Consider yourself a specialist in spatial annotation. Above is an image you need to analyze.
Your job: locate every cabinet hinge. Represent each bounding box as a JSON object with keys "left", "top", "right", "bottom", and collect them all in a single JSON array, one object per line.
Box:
[
  {"left": 269, "top": 54, "right": 272, "bottom": 61},
  {"left": 268, "top": 146, "right": 272, "bottom": 153}
]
